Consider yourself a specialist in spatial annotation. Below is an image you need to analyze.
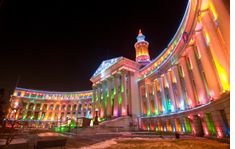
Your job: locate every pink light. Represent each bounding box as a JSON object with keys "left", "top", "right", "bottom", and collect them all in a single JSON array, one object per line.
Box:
[
  {"left": 150, "top": 124, "right": 154, "bottom": 130},
  {"left": 217, "top": 128, "right": 223, "bottom": 138},
  {"left": 210, "top": 90, "right": 215, "bottom": 97},
  {"left": 122, "top": 108, "right": 126, "bottom": 115},
  {"left": 188, "top": 99, "right": 192, "bottom": 106},
  {"left": 192, "top": 127, "right": 195, "bottom": 134},
  {"left": 114, "top": 110, "right": 118, "bottom": 117},
  {"left": 204, "top": 128, "right": 208, "bottom": 135}
]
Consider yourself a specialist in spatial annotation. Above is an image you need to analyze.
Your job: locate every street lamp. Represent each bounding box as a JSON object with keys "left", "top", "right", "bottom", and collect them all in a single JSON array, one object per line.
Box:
[{"left": 93, "top": 108, "right": 99, "bottom": 125}]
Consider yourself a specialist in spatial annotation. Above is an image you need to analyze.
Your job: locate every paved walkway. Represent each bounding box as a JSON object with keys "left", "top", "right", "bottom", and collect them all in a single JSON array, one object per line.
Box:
[{"left": 0, "top": 130, "right": 230, "bottom": 149}]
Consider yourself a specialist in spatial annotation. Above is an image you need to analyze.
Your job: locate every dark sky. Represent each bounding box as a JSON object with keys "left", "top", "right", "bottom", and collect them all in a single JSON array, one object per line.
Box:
[{"left": 0, "top": 0, "right": 188, "bottom": 93}]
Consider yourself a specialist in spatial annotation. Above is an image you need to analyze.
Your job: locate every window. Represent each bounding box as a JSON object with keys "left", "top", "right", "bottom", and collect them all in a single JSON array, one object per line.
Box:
[
  {"left": 55, "top": 105, "right": 60, "bottom": 110},
  {"left": 49, "top": 104, "right": 54, "bottom": 110}
]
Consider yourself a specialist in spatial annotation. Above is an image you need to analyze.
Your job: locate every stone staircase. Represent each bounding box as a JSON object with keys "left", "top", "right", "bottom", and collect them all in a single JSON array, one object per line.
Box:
[
  {"left": 99, "top": 116, "right": 132, "bottom": 131},
  {"left": 71, "top": 116, "right": 133, "bottom": 135}
]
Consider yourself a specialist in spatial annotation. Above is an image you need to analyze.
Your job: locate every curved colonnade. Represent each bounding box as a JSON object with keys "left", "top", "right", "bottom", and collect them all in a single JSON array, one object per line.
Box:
[
  {"left": 137, "top": 0, "right": 230, "bottom": 138},
  {"left": 8, "top": 88, "right": 92, "bottom": 128}
]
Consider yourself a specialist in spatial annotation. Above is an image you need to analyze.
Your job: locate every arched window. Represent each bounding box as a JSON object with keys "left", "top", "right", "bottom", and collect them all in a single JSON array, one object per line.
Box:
[
  {"left": 73, "top": 104, "right": 77, "bottom": 111},
  {"left": 67, "top": 105, "right": 71, "bottom": 111}
]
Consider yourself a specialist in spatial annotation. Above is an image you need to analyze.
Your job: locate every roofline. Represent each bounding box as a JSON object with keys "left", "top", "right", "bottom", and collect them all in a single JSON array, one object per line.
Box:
[{"left": 15, "top": 87, "right": 93, "bottom": 94}]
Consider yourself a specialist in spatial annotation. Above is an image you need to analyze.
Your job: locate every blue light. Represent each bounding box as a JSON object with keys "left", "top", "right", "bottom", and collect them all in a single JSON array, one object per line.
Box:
[
  {"left": 137, "top": 34, "right": 146, "bottom": 42},
  {"left": 180, "top": 100, "right": 185, "bottom": 110}
]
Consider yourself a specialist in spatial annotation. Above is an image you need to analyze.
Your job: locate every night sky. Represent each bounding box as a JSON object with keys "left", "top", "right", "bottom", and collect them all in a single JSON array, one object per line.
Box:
[{"left": 0, "top": 0, "right": 188, "bottom": 93}]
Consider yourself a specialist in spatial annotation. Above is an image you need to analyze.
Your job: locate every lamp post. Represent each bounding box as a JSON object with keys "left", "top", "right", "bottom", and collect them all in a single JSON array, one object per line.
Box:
[{"left": 93, "top": 108, "right": 99, "bottom": 125}]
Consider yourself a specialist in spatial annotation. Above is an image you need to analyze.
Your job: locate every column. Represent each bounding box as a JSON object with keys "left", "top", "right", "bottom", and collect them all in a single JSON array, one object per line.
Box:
[
  {"left": 139, "top": 85, "right": 145, "bottom": 115},
  {"left": 144, "top": 81, "right": 151, "bottom": 116},
  {"left": 209, "top": 0, "right": 230, "bottom": 55},
  {"left": 159, "top": 77, "right": 167, "bottom": 114},
  {"left": 186, "top": 46, "right": 208, "bottom": 104},
  {"left": 113, "top": 74, "right": 119, "bottom": 117},
  {"left": 152, "top": 80, "right": 159, "bottom": 115},
  {"left": 194, "top": 31, "right": 221, "bottom": 99},
  {"left": 92, "top": 85, "right": 98, "bottom": 118},
  {"left": 211, "top": 110, "right": 227, "bottom": 138},
  {"left": 106, "top": 78, "right": 112, "bottom": 117},
  {"left": 101, "top": 81, "right": 105, "bottom": 118},
  {"left": 97, "top": 84, "right": 101, "bottom": 117},
  {"left": 201, "top": 11, "right": 230, "bottom": 91},
  {"left": 166, "top": 70, "right": 177, "bottom": 112},
  {"left": 179, "top": 57, "right": 196, "bottom": 108},
  {"left": 121, "top": 70, "right": 127, "bottom": 116},
  {"left": 192, "top": 115, "right": 204, "bottom": 137},
  {"left": 180, "top": 117, "right": 186, "bottom": 133},
  {"left": 201, "top": 113, "right": 210, "bottom": 136},
  {"left": 172, "top": 65, "right": 185, "bottom": 110}
]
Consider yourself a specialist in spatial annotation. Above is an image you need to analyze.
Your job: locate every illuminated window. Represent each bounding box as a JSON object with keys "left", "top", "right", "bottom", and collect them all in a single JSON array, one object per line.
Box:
[
  {"left": 67, "top": 105, "right": 71, "bottom": 111},
  {"left": 49, "top": 104, "right": 54, "bottom": 110},
  {"left": 55, "top": 105, "right": 60, "bottom": 110},
  {"left": 73, "top": 105, "right": 77, "bottom": 111},
  {"left": 62, "top": 105, "right": 66, "bottom": 110}
]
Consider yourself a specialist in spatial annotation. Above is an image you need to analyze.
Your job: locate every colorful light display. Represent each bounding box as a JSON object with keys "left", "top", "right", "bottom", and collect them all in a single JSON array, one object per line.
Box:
[{"left": 8, "top": 0, "right": 229, "bottom": 139}]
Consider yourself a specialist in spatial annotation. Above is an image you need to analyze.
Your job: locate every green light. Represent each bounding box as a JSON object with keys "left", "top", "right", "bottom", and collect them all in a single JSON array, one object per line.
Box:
[
  {"left": 104, "top": 96, "right": 107, "bottom": 107},
  {"left": 155, "top": 127, "right": 158, "bottom": 132},
  {"left": 184, "top": 117, "right": 192, "bottom": 133},
  {"left": 69, "top": 120, "right": 76, "bottom": 129},
  {"left": 174, "top": 40, "right": 177, "bottom": 46},
  {"left": 30, "top": 115, "right": 34, "bottom": 120},
  {"left": 147, "top": 126, "right": 150, "bottom": 131},
  {"left": 118, "top": 94, "right": 122, "bottom": 105},
  {"left": 205, "top": 113, "right": 216, "bottom": 135},
  {"left": 114, "top": 87, "right": 116, "bottom": 95},
  {"left": 155, "top": 109, "right": 158, "bottom": 115},
  {"left": 121, "top": 84, "right": 124, "bottom": 93},
  {"left": 147, "top": 109, "right": 151, "bottom": 116},
  {"left": 23, "top": 114, "right": 27, "bottom": 120}
]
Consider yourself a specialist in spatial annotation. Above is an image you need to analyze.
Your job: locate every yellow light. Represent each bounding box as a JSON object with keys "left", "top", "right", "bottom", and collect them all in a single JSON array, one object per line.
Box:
[
  {"left": 205, "top": 31, "right": 210, "bottom": 44},
  {"left": 214, "top": 60, "right": 230, "bottom": 91},
  {"left": 210, "top": 3, "right": 217, "bottom": 20}
]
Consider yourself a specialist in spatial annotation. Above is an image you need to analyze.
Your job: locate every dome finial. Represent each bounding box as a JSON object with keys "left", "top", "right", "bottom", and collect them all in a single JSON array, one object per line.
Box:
[{"left": 138, "top": 29, "right": 142, "bottom": 35}]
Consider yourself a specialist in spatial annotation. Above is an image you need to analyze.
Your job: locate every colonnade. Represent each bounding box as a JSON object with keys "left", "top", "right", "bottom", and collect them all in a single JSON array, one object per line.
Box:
[{"left": 92, "top": 70, "right": 130, "bottom": 119}]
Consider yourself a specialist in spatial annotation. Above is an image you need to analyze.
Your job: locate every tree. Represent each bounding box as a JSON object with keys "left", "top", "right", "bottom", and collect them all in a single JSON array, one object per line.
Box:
[{"left": 0, "top": 88, "right": 22, "bottom": 145}]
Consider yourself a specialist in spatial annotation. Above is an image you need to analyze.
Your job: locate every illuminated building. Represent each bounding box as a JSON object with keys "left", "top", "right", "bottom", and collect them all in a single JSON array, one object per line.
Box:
[
  {"left": 8, "top": 0, "right": 229, "bottom": 138},
  {"left": 8, "top": 88, "right": 92, "bottom": 128}
]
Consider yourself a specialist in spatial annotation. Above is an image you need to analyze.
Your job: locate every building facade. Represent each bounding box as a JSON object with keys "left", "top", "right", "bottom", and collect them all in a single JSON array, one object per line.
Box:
[
  {"left": 8, "top": 88, "right": 92, "bottom": 128},
  {"left": 8, "top": 0, "right": 229, "bottom": 138}
]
